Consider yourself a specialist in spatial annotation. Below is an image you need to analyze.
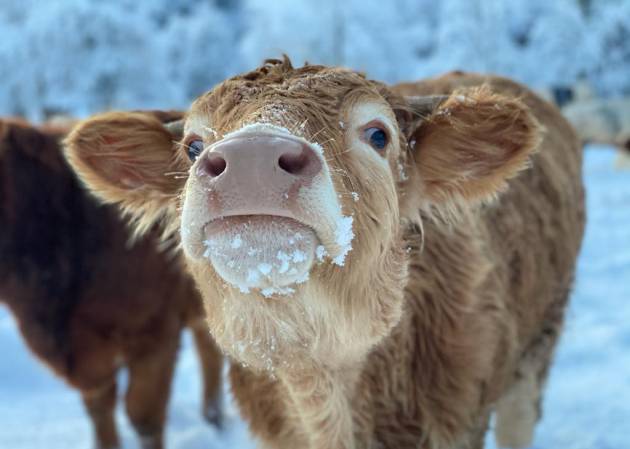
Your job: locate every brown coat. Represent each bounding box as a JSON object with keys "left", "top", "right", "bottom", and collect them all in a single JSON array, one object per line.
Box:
[
  {"left": 64, "top": 61, "right": 585, "bottom": 449},
  {"left": 0, "top": 117, "right": 223, "bottom": 449},
  {"left": 228, "top": 72, "right": 585, "bottom": 449}
]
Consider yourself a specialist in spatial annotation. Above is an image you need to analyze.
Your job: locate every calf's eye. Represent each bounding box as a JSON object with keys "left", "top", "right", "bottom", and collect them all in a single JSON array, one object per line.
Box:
[
  {"left": 187, "top": 140, "right": 204, "bottom": 162},
  {"left": 364, "top": 127, "right": 388, "bottom": 151}
]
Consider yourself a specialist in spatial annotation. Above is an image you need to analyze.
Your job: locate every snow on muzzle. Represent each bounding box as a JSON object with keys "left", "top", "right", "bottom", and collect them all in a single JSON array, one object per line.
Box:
[
  {"left": 181, "top": 124, "right": 355, "bottom": 296},
  {"left": 203, "top": 215, "right": 317, "bottom": 295}
]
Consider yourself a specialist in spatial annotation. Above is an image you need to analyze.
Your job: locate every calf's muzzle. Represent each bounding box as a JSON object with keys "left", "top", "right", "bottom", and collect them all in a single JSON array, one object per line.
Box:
[{"left": 195, "top": 132, "right": 323, "bottom": 219}]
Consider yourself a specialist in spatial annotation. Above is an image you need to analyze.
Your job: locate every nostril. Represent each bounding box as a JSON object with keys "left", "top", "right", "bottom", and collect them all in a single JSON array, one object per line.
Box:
[
  {"left": 200, "top": 154, "right": 227, "bottom": 177},
  {"left": 278, "top": 151, "right": 309, "bottom": 175}
]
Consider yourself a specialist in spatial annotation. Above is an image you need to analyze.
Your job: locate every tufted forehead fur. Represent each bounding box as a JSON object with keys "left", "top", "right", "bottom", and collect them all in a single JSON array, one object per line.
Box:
[
  {"left": 184, "top": 58, "right": 411, "bottom": 214},
  {"left": 189, "top": 57, "right": 401, "bottom": 132}
]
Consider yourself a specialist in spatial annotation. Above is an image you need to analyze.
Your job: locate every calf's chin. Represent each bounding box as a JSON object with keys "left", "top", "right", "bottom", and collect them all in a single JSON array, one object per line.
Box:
[
  {"left": 187, "top": 214, "right": 408, "bottom": 373},
  {"left": 202, "top": 215, "right": 318, "bottom": 292}
]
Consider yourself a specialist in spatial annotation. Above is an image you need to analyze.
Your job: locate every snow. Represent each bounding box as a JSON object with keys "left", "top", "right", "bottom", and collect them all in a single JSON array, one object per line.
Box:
[
  {"left": 2, "top": 145, "right": 628, "bottom": 448},
  {"left": 260, "top": 286, "right": 296, "bottom": 298},
  {"left": 332, "top": 214, "right": 354, "bottom": 266},
  {"left": 257, "top": 262, "right": 272, "bottom": 275},
  {"left": 1, "top": 1, "right": 629, "bottom": 121},
  {"left": 316, "top": 244, "right": 327, "bottom": 261},
  {"left": 201, "top": 216, "right": 317, "bottom": 294},
  {"left": 230, "top": 235, "right": 243, "bottom": 249}
]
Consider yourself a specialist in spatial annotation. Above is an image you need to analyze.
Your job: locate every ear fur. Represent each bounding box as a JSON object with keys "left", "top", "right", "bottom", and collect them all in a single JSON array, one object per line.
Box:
[
  {"left": 64, "top": 111, "right": 186, "bottom": 238},
  {"left": 404, "top": 86, "right": 541, "bottom": 214}
]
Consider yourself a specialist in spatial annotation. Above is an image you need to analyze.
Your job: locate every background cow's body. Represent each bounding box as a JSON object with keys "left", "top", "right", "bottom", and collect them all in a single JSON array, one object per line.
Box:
[{"left": 0, "top": 118, "right": 223, "bottom": 449}]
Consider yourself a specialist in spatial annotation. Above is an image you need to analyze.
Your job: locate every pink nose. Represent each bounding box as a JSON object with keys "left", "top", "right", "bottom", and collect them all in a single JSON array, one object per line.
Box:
[{"left": 194, "top": 134, "right": 322, "bottom": 217}]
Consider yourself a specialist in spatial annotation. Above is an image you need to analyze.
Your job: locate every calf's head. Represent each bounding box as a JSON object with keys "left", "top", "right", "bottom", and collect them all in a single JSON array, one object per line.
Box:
[{"left": 66, "top": 60, "right": 539, "bottom": 372}]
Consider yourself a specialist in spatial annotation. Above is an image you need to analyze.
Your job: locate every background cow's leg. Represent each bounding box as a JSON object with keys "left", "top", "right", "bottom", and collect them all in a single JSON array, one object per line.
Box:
[
  {"left": 614, "top": 141, "right": 630, "bottom": 169},
  {"left": 124, "top": 337, "right": 179, "bottom": 449},
  {"left": 190, "top": 320, "right": 224, "bottom": 427},
  {"left": 495, "top": 292, "right": 568, "bottom": 449},
  {"left": 81, "top": 380, "right": 120, "bottom": 449}
]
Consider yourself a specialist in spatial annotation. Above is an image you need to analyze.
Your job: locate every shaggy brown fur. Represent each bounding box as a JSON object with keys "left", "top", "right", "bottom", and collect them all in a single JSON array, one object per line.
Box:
[
  {"left": 65, "top": 60, "right": 585, "bottom": 449},
  {"left": 0, "top": 116, "right": 223, "bottom": 449}
]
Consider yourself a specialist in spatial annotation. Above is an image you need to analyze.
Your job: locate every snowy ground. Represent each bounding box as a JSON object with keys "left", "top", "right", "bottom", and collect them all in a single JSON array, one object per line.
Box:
[{"left": 0, "top": 145, "right": 628, "bottom": 449}]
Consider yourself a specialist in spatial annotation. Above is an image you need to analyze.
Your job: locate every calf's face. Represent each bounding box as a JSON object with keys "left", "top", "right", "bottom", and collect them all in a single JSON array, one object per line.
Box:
[{"left": 66, "top": 61, "right": 539, "bottom": 371}]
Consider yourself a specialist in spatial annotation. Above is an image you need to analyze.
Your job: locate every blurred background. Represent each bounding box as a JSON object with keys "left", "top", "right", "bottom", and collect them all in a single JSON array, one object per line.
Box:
[
  {"left": 0, "top": 1, "right": 629, "bottom": 449},
  {"left": 1, "top": 0, "right": 630, "bottom": 120}
]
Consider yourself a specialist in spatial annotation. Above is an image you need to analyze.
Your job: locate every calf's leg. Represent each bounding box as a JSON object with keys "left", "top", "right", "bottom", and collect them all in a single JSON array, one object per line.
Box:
[
  {"left": 81, "top": 380, "right": 120, "bottom": 449},
  {"left": 458, "top": 409, "right": 490, "bottom": 449},
  {"left": 495, "top": 294, "right": 568, "bottom": 449},
  {"left": 190, "top": 321, "right": 224, "bottom": 427},
  {"left": 125, "top": 337, "right": 179, "bottom": 449},
  {"left": 494, "top": 366, "right": 540, "bottom": 449}
]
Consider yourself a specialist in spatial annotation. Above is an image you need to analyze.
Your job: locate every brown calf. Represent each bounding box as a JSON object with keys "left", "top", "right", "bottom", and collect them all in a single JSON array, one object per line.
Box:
[
  {"left": 0, "top": 117, "right": 223, "bottom": 449},
  {"left": 65, "top": 59, "right": 585, "bottom": 449}
]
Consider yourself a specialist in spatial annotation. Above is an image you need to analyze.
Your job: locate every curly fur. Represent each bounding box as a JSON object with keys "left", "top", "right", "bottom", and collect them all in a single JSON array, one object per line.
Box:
[{"left": 64, "top": 61, "right": 585, "bottom": 449}]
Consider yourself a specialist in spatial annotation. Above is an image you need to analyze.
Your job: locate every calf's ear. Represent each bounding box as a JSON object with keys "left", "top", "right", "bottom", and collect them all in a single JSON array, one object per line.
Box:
[
  {"left": 64, "top": 111, "right": 186, "bottom": 233},
  {"left": 401, "top": 86, "right": 541, "bottom": 214}
]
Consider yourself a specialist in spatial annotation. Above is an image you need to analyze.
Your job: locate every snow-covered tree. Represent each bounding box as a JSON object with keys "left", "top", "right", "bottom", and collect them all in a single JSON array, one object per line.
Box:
[
  {"left": 588, "top": 1, "right": 630, "bottom": 96},
  {"left": 0, "top": 0, "right": 629, "bottom": 120}
]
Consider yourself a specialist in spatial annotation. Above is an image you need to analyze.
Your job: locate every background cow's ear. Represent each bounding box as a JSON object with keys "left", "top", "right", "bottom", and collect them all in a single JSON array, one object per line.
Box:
[
  {"left": 402, "top": 86, "right": 541, "bottom": 214},
  {"left": 64, "top": 111, "right": 187, "bottom": 235}
]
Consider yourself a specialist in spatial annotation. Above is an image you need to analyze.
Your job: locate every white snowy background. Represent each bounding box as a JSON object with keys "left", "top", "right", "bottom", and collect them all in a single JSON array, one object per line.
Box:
[{"left": 1, "top": 0, "right": 629, "bottom": 448}]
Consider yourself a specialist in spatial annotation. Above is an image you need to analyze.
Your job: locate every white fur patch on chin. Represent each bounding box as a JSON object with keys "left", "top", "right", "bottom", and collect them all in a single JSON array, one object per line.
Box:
[{"left": 203, "top": 216, "right": 317, "bottom": 296}]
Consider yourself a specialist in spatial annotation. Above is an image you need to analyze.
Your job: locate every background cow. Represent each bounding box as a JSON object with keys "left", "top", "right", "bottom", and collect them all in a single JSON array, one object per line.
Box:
[
  {"left": 561, "top": 97, "right": 630, "bottom": 169},
  {"left": 65, "top": 60, "right": 585, "bottom": 449},
  {"left": 0, "top": 117, "right": 223, "bottom": 449},
  {"left": 537, "top": 82, "right": 630, "bottom": 169}
]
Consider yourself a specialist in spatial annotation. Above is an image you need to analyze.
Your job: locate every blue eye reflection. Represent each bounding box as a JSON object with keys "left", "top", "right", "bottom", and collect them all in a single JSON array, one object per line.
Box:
[
  {"left": 364, "top": 127, "right": 388, "bottom": 151},
  {"left": 187, "top": 140, "right": 204, "bottom": 162}
]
